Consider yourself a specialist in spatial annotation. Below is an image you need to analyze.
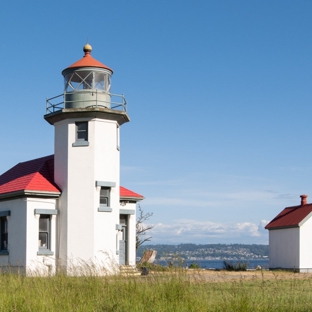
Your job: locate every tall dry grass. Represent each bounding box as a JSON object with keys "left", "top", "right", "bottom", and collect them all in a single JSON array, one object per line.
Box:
[{"left": 0, "top": 266, "right": 312, "bottom": 311}]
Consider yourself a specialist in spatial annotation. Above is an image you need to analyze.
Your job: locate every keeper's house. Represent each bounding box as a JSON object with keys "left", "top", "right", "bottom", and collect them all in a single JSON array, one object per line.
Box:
[
  {"left": 0, "top": 44, "right": 143, "bottom": 274},
  {"left": 265, "top": 194, "right": 312, "bottom": 272}
]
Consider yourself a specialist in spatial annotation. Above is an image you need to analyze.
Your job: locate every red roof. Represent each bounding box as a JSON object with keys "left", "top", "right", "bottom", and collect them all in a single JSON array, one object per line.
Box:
[
  {"left": 62, "top": 44, "right": 113, "bottom": 74},
  {"left": 265, "top": 204, "right": 312, "bottom": 229},
  {"left": 0, "top": 155, "right": 143, "bottom": 201},
  {"left": 120, "top": 186, "right": 144, "bottom": 200},
  {"left": 0, "top": 155, "right": 60, "bottom": 196}
]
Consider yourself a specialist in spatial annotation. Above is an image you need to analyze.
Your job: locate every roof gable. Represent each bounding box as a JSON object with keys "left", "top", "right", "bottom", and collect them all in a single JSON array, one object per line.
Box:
[
  {"left": 0, "top": 155, "right": 60, "bottom": 197},
  {"left": 120, "top": 186, "right": 144, "bottom": 200},
  {"left": 265, "top": 204, "right": 312, "bottom": 230}
]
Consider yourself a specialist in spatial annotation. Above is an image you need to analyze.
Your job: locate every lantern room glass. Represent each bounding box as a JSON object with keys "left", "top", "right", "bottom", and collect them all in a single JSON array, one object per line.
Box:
[{"left": 64, "top": 70, "right": 111, "bottom": 92}]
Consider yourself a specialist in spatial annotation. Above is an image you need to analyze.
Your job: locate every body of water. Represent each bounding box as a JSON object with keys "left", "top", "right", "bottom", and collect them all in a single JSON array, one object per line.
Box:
[{"left": 155, "top": 259, "right": 269, "bottom": 270}]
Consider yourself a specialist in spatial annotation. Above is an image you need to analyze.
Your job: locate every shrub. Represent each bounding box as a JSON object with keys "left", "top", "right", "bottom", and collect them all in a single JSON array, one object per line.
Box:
[
  {"left": 189, "top": 262, "right": 200, "bottom": 269},
  {"left": 223, "top": 260, "right": 248, "bottom": 271}
]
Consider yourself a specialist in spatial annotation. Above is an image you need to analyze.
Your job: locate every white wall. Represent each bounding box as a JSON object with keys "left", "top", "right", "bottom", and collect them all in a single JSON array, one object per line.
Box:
[
  {"left": 54, "top": 117, "right": 120, "bottom": 271},
  {"left": 299, "top": 216, "right": 312, "bottom": 271},
  {"left": 0, "top": 198, "right": 27, "bottom": 268},
  {"left": 119, "top": 202, "right": 137, "bottom": 266},
  {"left": 93, "top": 119, "right": 120, "bottom": 267},
  {"left": 269, "top": 227, "right": 300, "bottom": 269},
  {"left": 25, "top": 198, "right": 57, "bottom": 274},
  {"left": 0, "top": 197, "right": 57, "bottom": 274}
]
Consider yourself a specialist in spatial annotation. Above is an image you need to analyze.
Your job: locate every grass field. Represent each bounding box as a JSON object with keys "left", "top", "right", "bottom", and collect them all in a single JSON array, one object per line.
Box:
[{"left": 0, "top": 268, "right": 312, "bottom": 311}]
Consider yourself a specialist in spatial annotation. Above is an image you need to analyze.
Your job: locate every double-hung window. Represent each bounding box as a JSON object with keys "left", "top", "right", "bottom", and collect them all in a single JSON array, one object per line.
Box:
[
  {"left": 35, "top": 209, "right": 57, "bottom": 256},
  {"left": 72, "top": 121, "right": 89, "bottom": 147},
  {"left": 0, "top": 211, "right": 10, "bottom": 255},
  {"left": 96, "top": 181, "right": 116, "bottom": 212},
  {"left": 39, "top": 215, "right": 50, "bottom": 251},
  {"left": 100, "top": 188, "right": 110, "bottom": 207}
]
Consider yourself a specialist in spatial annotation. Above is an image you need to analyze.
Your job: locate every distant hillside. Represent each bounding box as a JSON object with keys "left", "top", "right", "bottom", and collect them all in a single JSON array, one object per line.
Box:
[{"left": 137, "top": 243, "right": 269, "bottom": 260}]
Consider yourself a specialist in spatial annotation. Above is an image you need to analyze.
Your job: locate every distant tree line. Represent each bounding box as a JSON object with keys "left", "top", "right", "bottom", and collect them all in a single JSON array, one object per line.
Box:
[{"left": 137, "top": 243, "right": 269, "bottom": 259}]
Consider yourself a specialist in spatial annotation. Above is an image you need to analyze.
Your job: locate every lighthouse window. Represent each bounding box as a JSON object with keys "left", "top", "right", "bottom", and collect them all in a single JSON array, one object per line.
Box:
[
  {"left": 94, "top": 72, "right": 105, "bottom": 90},
  {"left": 73, "top": 122, "right": 89, "bottom": 147},
  {"left": 100, "top": 187, "right": 110, "bottom": 207},
  {"left": 77, "top": 122, "right": 88, "bottom": 141}
]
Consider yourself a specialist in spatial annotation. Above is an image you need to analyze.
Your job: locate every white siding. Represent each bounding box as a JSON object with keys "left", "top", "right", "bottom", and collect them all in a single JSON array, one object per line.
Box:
[
  {"left": 0, "top": 198, "right": 27, "bottom": 268},
  {"left": 119, "top": 202, "right": 137, "bottom": 266},
  {"left": 25, "top": 198, "right": 57, "bottom": 274},
  {"left": 269, "top": 227, "right": 300, "bottom": 269},
  {"left": 299, "top": 217, "right": 312, "bottom": 271}
]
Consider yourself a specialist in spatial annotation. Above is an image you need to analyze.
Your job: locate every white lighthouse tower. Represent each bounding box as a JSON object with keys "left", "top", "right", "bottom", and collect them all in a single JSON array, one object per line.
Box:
[{"left": 45, "top": 44, "right": 130, "bottom": 271}]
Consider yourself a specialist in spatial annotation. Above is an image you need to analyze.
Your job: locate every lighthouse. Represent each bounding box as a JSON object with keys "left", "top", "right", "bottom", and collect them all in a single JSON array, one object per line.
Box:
[
  {"left": 44, "top": 44, "right": 135, "bottom": 270},
  {"left": 0, "top": 44, "right": 142, "bottom": 275}
]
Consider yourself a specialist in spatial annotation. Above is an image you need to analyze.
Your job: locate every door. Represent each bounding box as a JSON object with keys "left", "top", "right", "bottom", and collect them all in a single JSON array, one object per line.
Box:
[{"left": 119, "top": 215, "right": 128, "bottom": 265}]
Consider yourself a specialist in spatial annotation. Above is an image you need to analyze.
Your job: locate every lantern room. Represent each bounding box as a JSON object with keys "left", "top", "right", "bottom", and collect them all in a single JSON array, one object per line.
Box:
[{"left": 61, "top": 43, "right": 113, "bottom": 109}]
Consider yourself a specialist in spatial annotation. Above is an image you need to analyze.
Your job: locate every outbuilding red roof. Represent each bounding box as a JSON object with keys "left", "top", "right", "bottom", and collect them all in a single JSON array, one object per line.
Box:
[
  {"left": 0, "top": 155, "right": 143, "bottom": 201},
  {"left": 265, "top": 201, "right": 312, "bottom": 230}
]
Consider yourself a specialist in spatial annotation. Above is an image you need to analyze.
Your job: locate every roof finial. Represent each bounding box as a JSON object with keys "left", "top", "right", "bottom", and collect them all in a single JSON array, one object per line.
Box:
[{"left": 83, "top": 43, "right": 92, "bottom": 55}]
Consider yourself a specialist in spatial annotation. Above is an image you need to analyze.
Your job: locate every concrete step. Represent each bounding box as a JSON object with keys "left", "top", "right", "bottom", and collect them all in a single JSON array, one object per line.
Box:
[{"left": 119, "top": 265, "right": 141, "bottom": 276}]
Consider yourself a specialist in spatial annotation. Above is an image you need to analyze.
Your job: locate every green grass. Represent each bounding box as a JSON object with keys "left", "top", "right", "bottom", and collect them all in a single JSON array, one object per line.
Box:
[{"left": 0, "top": 269, "right": 312, "bottom": 311}]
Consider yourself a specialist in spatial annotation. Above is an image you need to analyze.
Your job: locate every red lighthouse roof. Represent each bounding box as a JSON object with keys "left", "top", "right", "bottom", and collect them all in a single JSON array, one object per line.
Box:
[{"left": 62, "top": 44, "right": 113, "bottom": 74}]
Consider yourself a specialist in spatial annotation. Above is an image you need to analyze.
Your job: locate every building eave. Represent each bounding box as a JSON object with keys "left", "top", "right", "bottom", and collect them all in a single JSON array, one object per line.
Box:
[
  {"left": 0, "top": 190, "right": 61, "bottom": 201},
  {"left": 120, "top": 196, "right": 144, "bottom": 202},
  {"left": 266, "top": 225, "right": 299, "bottom": 230}
]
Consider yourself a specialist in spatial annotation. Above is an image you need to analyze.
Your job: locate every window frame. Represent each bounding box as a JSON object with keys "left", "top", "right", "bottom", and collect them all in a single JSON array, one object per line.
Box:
[
  {"left": 100, "top": 187, "right": 110, "bottom": 207},
  {"left": 35, "top": 209, "right": 57, "bottom": 256},
  {"left": 72, "top": 121, "right": 89, "bottom": 147},
  {"left": 38, "top": 214, "right": 50, "bottom": 252},
  {"left": 0, "top": 211, "right": 10, "bottom": 255},
  {"left": 96, "top": 181, "right": 116, "bottom": 212}
]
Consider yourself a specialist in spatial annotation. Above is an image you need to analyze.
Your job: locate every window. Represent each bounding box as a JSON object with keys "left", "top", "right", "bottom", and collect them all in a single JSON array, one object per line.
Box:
[
  {"left": 72, "top": 121, "right": 89, "bottom": 147},
  {"left": 35, "top": 209, "right": 57, "bottom": 256},
  {"left": 39, "top": 215, "right": 50, "bottom": 251},
  {"left": 0, "top": 217, "right": 8, "bottom": 252},
  {"left": 0, "top": 211, "right": 10, "bottom": 255},
  {"left": 96, "top": 181, "right": 116, "bottom": 212},
  {"left": 100, "top": 188, "right": 110, "bottom": 207},
  {"left": 116, "top": 125, "right": 120, "bottom": 151}
]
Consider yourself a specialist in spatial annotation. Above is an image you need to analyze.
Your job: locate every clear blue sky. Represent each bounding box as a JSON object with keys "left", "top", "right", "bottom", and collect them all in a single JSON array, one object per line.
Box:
[{"left": 1, "top": 1, "right": 312, "bottom": 245}]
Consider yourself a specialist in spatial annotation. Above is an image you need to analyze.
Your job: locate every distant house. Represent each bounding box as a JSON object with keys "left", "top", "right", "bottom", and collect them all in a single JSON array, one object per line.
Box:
[
  {"left": 265, "top": 194, "right": 312, "bottom": 272},
  {"left": 0, "top": 44, "right": 144, "bottom": 275}
]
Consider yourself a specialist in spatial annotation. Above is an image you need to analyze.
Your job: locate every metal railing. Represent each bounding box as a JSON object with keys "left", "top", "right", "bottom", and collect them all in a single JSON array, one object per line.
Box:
[{"left": 46, "top": 90, "right": 127, "bottom": 114}]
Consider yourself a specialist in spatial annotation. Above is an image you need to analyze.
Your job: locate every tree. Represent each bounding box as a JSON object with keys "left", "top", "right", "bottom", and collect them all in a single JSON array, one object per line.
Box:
[{"left": 136, "top": 205, "right": 154, "bottom": 250}]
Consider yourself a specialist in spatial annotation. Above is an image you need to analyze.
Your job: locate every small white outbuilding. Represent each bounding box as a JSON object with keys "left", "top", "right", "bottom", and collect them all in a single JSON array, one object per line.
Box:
[
  {"left": 0, "top": 44, "right": 143, "bottom": 275},
  {"left": 265, "top": 194, "right": 312, "bottom": 272}
]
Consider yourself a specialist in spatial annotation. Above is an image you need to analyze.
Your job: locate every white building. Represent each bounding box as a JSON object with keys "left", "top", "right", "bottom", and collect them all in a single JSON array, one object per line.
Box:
[
  {"left": 0, "top": 44, "right": 143, "bottom": 275},
  {"left": 265, "top": 194, "right": 312, "bottom": 272}
]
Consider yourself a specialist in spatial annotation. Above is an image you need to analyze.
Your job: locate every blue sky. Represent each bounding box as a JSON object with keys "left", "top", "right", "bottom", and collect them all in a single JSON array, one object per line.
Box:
[{"left": 1, "top": 1, "right": 312, "bottom": 245}]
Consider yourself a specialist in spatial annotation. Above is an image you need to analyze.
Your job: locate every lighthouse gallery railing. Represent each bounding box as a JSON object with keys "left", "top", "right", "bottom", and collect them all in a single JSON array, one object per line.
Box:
[{"left": 46, "top": 90, "right": 127, "bottom": 114}]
